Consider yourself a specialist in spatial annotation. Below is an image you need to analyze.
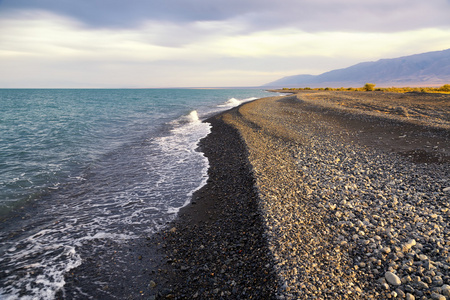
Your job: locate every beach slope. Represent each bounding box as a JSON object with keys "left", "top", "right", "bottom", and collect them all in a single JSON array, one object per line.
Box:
[{"left": 159, "top": 91, "right": 449, "bottom": 299}]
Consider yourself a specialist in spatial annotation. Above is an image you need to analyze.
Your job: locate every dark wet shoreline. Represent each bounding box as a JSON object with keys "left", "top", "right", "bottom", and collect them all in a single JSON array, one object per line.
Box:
[{"left": 152, "top": 111, "right": 278, "bottom": 299}]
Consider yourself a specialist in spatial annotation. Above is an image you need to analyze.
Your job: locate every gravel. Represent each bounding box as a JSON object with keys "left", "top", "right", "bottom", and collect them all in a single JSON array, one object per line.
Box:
[
  {"left": 157, "top": 91, "right": 449, "bottom": 299},
  {"left": 223, "top": 92, "right": 449, "bottom": 299}
]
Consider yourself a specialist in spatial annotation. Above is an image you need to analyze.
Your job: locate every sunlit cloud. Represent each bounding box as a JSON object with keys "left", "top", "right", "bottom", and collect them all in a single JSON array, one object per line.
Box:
[
  {"left": 0, "top": 11, "right": 182, "bottom": 61},
  {"left": 197, "top": 27, "right": 450, "bottom": 61}
]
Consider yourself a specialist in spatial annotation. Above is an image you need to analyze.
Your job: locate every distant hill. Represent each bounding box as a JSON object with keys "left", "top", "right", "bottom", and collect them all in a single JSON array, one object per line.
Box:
[{"left": 264, "top": 48, "right": 450, "bottom": 88}]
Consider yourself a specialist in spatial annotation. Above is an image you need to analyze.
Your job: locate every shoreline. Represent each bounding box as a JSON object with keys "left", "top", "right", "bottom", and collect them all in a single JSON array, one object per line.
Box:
[
  {"left": 156, "top": 91, "right": 449, "bottom": 299},
  {"left": 152, "top": 110, "right": 279, "bottom": 298}
]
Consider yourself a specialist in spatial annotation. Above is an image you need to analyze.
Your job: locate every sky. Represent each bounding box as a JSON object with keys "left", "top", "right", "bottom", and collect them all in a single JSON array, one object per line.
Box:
[{"left": 1, "top": 0, "right": 450, "bottom": 88}]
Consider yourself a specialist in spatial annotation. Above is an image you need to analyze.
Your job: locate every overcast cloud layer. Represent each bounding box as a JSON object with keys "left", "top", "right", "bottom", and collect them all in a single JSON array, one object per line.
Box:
[{"left": 1, "top": 0, "right": 450, "bottom": 87}]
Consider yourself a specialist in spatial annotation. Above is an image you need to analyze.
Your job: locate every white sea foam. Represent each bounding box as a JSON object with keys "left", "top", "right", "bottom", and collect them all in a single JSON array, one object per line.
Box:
[
  {"left": 156, "top": 110, "right": 211, "bottom": 215},
  {"left": 79, "top": 232, "right": 135, "bottom": 241},
  {"left": 0, "top": 242, "right": 82, "bottom": 300},
  {"left": 188, "top": 110, "right": 200, "bottom": 123}
]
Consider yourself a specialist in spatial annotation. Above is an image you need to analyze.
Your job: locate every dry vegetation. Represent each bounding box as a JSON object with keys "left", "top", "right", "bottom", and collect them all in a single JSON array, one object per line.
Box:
[{"left": 280, "top": 84, "right": 450, "bottom": 93}]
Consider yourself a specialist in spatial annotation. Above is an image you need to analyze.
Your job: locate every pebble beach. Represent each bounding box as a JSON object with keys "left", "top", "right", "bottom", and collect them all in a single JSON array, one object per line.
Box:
[{"left": 156, "top": 91, "right": 450, "bottom": 299}]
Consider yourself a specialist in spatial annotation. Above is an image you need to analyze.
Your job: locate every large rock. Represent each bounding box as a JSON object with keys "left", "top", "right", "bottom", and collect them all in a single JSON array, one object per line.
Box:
[{"left": 385, "top": 272, "right": 401, "bottom": 286}]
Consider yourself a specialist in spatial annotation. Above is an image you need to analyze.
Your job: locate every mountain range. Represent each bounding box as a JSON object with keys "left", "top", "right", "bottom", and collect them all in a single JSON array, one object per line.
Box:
[{"left": 264, "top": 48, "right": 450, "bottom": 88}]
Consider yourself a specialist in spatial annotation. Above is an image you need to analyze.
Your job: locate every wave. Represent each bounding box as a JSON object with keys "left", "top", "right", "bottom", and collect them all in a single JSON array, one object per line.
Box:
[
  {"left": 219, "top": 97, "right": 258, "bottom": 108},
  {"left": 187, "top": 110, "right": 200, "bottom": 123},
  {"left": 170, "top": 110, "right": 202, "bottom": 127}
]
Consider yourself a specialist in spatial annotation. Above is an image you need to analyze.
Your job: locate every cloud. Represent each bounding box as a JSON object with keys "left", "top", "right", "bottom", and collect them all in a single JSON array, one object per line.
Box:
[
  {"left": 1, "top": 1, "right": 450, "bottom": 87},
  {"left": 1, "top": 0, "right": 450, "bottom": 33}
]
